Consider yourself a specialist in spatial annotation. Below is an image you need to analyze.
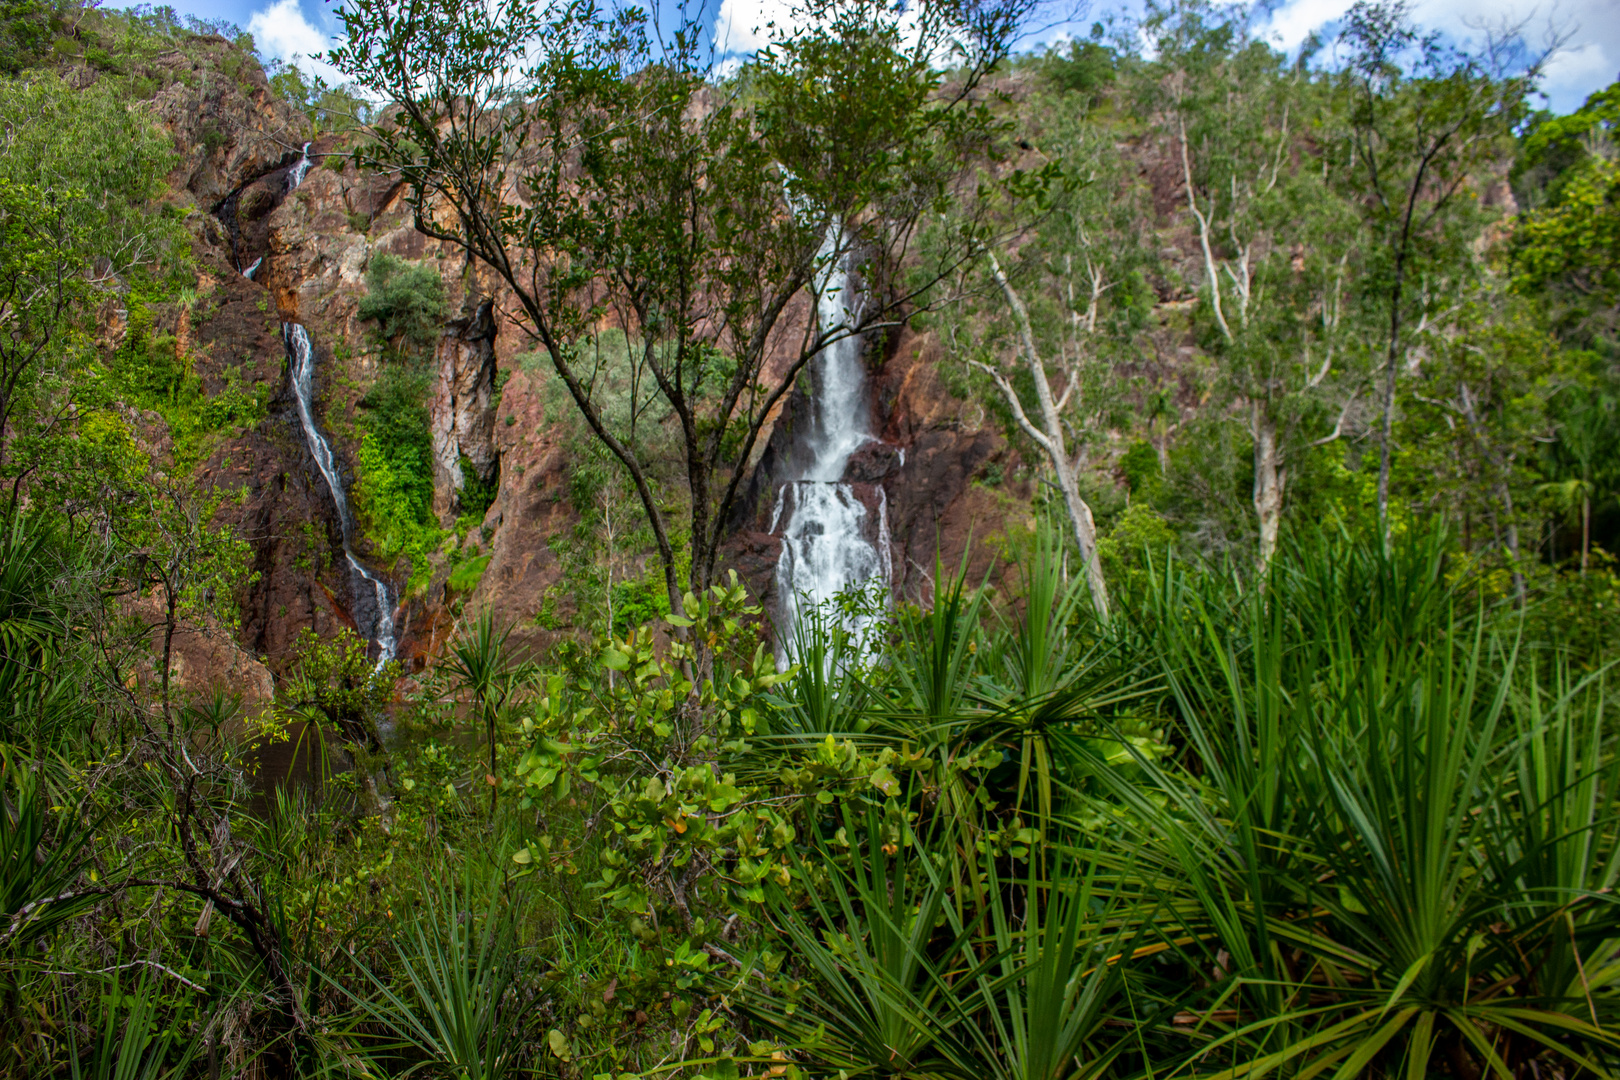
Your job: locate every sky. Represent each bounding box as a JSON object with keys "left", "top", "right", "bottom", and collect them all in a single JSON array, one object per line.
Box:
[{"left": 167, "top": 0, "right": 1616, "bottom": 112}]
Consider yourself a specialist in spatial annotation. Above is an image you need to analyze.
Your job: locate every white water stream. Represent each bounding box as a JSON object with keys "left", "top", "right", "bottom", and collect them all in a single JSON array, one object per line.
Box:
[
  {"left": 273, "top": 142, "right": 395, "bottom": 664},
  {"left": 774, "top": 244, "right": 892, "bottom": 661},
  {"left": 236, "top": 144, "right": 310, "bottom": 280},
  {"left": 284, "top": 324, "right": 398, "bottom": 665},
  {"left": 287, "top": 142, "right": 313, "bottom": 191}
]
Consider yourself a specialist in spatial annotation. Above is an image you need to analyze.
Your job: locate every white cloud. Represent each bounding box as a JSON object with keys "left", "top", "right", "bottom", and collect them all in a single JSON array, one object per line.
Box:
[
  {"left": 713, "top": 0, "right": 803, "bottom": 54},
  {"left": 1253, "top": 0, "right": 1617, "bottom": 111},
  {"left": 1544, "top": 38, "right": 1610, "bottom": 82},
  {"left": 1262, "top": 0, "right": 1351, "bottom": 51},
  {"left": 711, "top": 0, "right": 937, "bottom": 59},
  {"left": 1541, "top": 39, "right": 1614, "bottom": 108},
  {"left": 247, "top": 0, "right": 344, "bottom": 83}
]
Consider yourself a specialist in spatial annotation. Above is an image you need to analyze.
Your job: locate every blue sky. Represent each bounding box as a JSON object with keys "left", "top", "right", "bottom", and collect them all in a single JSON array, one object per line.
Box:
[{"left": 168, "top": 0, "right": 1615, "bottom": 112}]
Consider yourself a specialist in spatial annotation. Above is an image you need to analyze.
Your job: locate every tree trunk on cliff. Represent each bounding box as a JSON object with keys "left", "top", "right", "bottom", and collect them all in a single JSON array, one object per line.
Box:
[
  {"left": 978, "top": 254, "right": 1110, "bottom": 622},
  {"left": 1252, "top": 404, "right": 1285, "bottom": 578},
  {"left": 1582, "top": 494, "right": 1591, "bottom": 575}
]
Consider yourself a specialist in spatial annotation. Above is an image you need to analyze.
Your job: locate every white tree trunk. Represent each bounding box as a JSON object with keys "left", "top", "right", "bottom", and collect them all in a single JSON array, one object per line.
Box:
[
  {"left": 1252, "top": 404, "right": 1285, "bottom": 577},
  {"left": 981, "top": 254, "right": 1111, "bottom": 621}
]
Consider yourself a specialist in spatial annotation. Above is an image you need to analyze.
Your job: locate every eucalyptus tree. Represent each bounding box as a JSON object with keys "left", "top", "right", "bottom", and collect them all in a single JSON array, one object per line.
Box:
[
  {"left": 1144, "top": 2, "right": 1363, "bottom": 575},
  {"left": 1335, "top": 0, "right": 1538, "bottom": 540},
  {"left": 328, "top": 0, "right": 1025, "bottom": 637},
  {"left": 943, "top": 58, "right": 1158, "bottom": 621}
]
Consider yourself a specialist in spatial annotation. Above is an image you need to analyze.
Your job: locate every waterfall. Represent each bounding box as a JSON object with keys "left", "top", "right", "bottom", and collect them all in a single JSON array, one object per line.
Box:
[
  {"left": 774, "top": 243, "right": 892, "bottom": 662},
  {"left": 235, "top": 143, "right": 311, "bottom": 279},
  {"left": 284, "top": 323, "right": 398, "bottom": 665},
  {"left": 270, "top": 142, "right": 395, "bottom": 660},
  {"left": 287, "top": 142, "right": 313, "bottom": 191}
]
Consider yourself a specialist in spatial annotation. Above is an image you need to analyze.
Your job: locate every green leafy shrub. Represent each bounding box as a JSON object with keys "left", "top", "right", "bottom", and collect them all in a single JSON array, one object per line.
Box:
[
  {"left": 447, "top": 553, "right": 490, "bottom": 593},
  {"left": 608, "top": 571, "right": 670, "bottom": 638},
  {"left": 0, "top": 0, "right": 62, "bottom": 75},
  {"left": 1096, "top": 501, "right": 1176, "bottom": 589},
  {"left": 1116, "top": 438, "right": 1162, "bottom": 497},
  {"left": 357, "top": 254, "right": 447, "bottom": 348},
  {"left": 264, "top": 627, "right": 400, "bottom": 750},
  {"left": 107, "top": 301, "right": 267, "bottom": 466},
  {"left": 1043, "top": 35, "right": 1116, "bottom": 104},
  {"left": 354, "top": 361, "right": 443, "bottom": 593},
  {"left": 457, "top": 454, "right": 497, "bottom": 521}
]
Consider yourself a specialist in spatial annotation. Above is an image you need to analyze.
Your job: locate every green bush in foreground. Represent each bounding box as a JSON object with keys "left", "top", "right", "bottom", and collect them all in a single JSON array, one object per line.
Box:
[{"left": 0, "top": 513, "right": 1616, "bottom": 1078}]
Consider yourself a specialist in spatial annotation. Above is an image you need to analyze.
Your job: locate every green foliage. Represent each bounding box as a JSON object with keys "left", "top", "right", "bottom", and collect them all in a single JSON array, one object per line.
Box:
[
  {"left": 266, "top": 59, "right": 372, "bottom": 136},
  {"left": 1091, "top": 528, "right": 1620, "bottom": 1074},
  {"left": 355, "top": 360, "right": 443, "bottom": 593},
  {"left": 446, "top": 553, "right": 489, "bottom": 593},
  {"left": 0, "top": 0, "right": 64, "bottom": 75},
  {"left": 1510, "top": 91, "right": 1620, "bottom": 352},
  {"left": 58, "top": 965, "right": 207, "bottom": 1079},
  {"left": 0, "top": 517, "right": 78, "bottom": 748},
  {"left": 457, "top": 455, "right": 496, "bottom": 521},
  {"left": 1116, "top": 439, "right": 1162, "bottom": 497},
  {"left": 267, "top": 627, "right": 400, "bottom": 750},
  {"left": 0, "top": 749, "right": 96, "bottom": 956},
  {"left": 1042, "top": 34, "right": 1116, "bottom": 104},
  {"left": 2, "top": 505, "right": 1616, "bottom": 1079},
  {"left": 608, "top": 570, "right": 670, "bottom": 638},
  {"left": 0, "top": 73, "right": 180, "bottom": 278},
  {"left": 329, "top": 875, "right": 523, "bottom": 1080},
  {"left": 106, "top": 301, "right": 268, "bottom": 467},
  {"left": 442, "top": 609, "right": 528, "bottom": 813},
  {"left": 1514, "top": 79, "right": 1620, "bottom": 208},
  {"left": 1096, "top": 501, "right": 1177, "bottom": 591},
  {"left": 356, "top": 254, "right": 447, "bottom": 348}
]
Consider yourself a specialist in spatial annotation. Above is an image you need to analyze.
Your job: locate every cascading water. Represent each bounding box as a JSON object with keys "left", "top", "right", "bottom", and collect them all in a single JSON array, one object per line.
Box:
[
  {"left": 287, "top": 142, "right": 313, "bottom": 191},
  {"left": 258, "top": 138, "right": 394, "bottom": 660},
  {"left": 284, "top": 324, "right": 398, "bottom": 665},
  {"left": 774, "top": 244, "right": 892, "bottom": 662}
]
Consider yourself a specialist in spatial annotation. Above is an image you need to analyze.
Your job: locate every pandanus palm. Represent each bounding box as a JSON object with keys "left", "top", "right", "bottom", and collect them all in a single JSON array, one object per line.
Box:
[
  {"left": 1084, "top": 528, "right": 1620, "bottom": 1076},
  {"left": 742, "top": 810, "right": 978, "bottom": 1078},
  {"left": 330, "top": 876, "right": 524, "bottom": 1080},
  {"left": 443, "top": 610, "right": 528, "bottom": 813},
  {"left": 734, "top": 807, "right": 1143, "bottom": 1080}
]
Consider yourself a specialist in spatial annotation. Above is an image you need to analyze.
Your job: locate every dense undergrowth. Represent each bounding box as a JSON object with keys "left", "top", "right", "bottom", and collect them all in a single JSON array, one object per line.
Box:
[{"left": 2, "top": 513, "right": 1616, "bottom": 1079}]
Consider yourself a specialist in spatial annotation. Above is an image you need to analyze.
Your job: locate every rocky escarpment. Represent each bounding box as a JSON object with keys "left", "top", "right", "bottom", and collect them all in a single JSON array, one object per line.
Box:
[
  {"left": 430, "top": 300, "right": 501, "bottom": 527},
  {"left": 113, "top": 37, "right": 1023, "bottom": 684}
]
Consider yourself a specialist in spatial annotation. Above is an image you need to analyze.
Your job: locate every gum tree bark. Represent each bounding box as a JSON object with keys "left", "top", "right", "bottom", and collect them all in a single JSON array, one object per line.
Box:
[{"left": 976, "top": 253, "right": 1110, "bottom": 622}]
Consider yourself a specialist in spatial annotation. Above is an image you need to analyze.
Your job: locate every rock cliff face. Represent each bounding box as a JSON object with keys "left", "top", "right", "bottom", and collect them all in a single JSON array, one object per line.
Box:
[
  {"left": 430, "top": 300, "right": 501, "bottom": 527},
  {"left": 123, "top": 39, "right": 1019, "bottom": 684}
]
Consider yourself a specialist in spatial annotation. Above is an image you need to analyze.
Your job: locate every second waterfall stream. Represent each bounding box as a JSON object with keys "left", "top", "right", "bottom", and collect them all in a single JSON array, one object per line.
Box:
[
  {"left": 284, "top": 324, "right": 398, "bottom": 665},
  {"left": 773, "top": 248, "right": 892, "bottom": 662},
  {"left": 266, "top": 141, "right": 396, "bottom": 666}
]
